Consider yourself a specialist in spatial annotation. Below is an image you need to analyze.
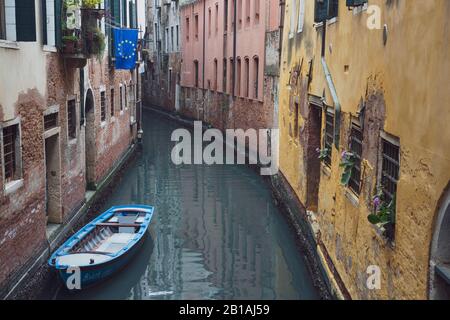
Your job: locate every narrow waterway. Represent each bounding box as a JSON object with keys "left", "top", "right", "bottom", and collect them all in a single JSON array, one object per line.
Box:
[{"left": 55, "top": 109, "right": 320, "bottom": 300}]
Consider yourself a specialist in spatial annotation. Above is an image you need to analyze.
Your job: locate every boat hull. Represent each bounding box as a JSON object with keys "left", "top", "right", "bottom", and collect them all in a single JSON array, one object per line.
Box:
[{"left": 58, "top": 231, "right": 147, "bottom": 289}]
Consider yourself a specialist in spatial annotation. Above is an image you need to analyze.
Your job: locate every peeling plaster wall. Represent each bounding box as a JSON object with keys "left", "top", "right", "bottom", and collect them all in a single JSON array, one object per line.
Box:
[{"left": 278, "top": 0, "right": 450, "bottom": 299}]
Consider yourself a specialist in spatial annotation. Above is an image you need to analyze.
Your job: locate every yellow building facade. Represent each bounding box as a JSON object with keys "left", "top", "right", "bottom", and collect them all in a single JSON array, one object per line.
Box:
[{"left": 278, "top": 0, "right": 450, "bottom": 299}]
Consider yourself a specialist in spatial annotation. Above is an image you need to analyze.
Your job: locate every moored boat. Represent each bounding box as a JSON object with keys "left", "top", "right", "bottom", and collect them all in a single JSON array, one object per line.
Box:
[{"left": 48, "top": 205, "right": 154, "bottom": 290}]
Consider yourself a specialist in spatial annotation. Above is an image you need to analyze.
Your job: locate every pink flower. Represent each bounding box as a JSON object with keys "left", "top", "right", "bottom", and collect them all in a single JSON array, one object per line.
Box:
[
  {"left": 341, "top": 151, "right": 347, "bottom": 159},
  {"left": 316, "top": 148, "right": 321, "bottom": 153}
]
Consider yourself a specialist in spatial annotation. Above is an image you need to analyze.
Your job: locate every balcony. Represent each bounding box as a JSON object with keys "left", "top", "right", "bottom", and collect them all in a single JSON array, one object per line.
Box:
[{"left": 61, "top": 8, "right": 106, "bottom": 68}]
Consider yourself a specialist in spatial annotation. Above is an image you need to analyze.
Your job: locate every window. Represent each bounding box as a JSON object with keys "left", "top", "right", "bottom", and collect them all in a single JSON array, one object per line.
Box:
[
  {"left": 223, "top": 58, "right": 227, "bottom": 92},
  {"left": 224, "top": 0, "right": 228, "bottom": 32},
  {"left": 237, "top": 0, "right": 242, "bottom": 29},
  {"left": 294, "top": 101, "right": 299, "bottom": 138},
  {"left": 171, "top": 26, "right": 174, "bottom": 51},
  {"left": 229, "top": 58, "right": 234, "bottom": 93},
  {"left": 44, "top": 112, "right": 58, "bottom": 131},
  {"left": 315, "top": 0, "right": 339, "bottom": 23},
  {"left": 0, "top": 0, "right": 5, "bottom": 40},
  {"left": 110, "top": 88, "right": 115, "bottom": 117},
  {"left": 124, "top": 85, "right": 128, "bottom": 109},
  {"left": 236, "top": 58, "right": 241, "bottom": 96},
  {"left": 244, "top": 57, "right": 249, "bottom": 97},
  {"left": 253, "top": 56, "right": 259, "bottom": 99},
  {"left": 120, "top": 85, "right": 124, "bottom": 111},
  {"left": 169, "top": 68, "right": 172, "bottom": 95},
  {"left": 194, "top": 14, "right": 199, "bottom": 40},
  {"left": 194, "top": 60, "right": 199, "bottom": 87},
  {"left": 176, "top": 25, "right": 179, "bottom": 49},
  {"left": 208, "top": 8, "right": 211, "bottom": 37},
  {"left": 348, "top": 123, "right": 363, "bottom": 195},
  {"left": 42, "top": 0, "right": 57, "bottom": 46},
  {"left": 245, "top": 0, "right": 250, "bottom": 25},
  {"left": 289, "top": 0, "right": 297, "bottom": 38},
  {"left": 213, "top": 59, "right": 218, "bottom": 91},
  {"left": 380, "top": 136, "right": 400, "bottom": 206},
  {"left": 323, "top": 111, "right": 334, "bottom": 167},
  {"left": 165, "top": 27, "right": 169, "bottom": 52},
  {"left": 215, "top": 4, "right": 219, "bottom": 35},
  {"left": 186, "top": 17, "right": 189, "bottom": 41},
  {"left": 298, "top": 0, "right": 306, "bottom": 33},
  {"left": 254, "top": 0, "right": 260, "bottom": 23},
  {"left": 2, "top": 124, "right": 21, "bottom": 183},
  {"left": 67, "top": 99, "right": 76, "bottom": 139},
  {"left": 100, "top": 91, "right": 106, "bottom": 122}
]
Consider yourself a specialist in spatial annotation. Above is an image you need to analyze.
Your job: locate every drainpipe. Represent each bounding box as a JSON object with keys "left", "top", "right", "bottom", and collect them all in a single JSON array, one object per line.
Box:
[
  {"left": 321, "top": 15, "right": 341, "bottom": 148},
  {"left": 232, "top": 0, "right": 237, "bottom": 98},
  {"left": 202, "top": 0, "right": 206, "bottom": 89}
]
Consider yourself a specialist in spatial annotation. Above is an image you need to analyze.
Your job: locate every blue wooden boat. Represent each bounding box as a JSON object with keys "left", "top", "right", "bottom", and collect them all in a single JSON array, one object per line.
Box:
[{"left": 48, "top": 205, "right": 154, "bottom": 290}]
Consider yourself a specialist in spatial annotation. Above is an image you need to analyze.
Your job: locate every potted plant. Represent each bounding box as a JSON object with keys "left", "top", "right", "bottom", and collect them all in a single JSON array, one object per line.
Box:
[
  {"left": 62, "top": 35, "right": 79, "bottom": 53},
  {"left": 368, "top": 189, "right": 396, "bottom": 240},
  {"left": 339, "top": 150, "right": 355, "bottom": 186}
]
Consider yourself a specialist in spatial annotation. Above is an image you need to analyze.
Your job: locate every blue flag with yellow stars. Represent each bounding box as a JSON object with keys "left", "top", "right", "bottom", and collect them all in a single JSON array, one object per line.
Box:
[{"left": 114, "top": 28, "right": 138, "bottom": 70}]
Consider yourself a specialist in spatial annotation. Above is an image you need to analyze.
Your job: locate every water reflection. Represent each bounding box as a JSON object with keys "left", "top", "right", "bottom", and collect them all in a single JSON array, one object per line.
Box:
[{"left": 56, "top": 109, "right": 319, "bottom": 300}]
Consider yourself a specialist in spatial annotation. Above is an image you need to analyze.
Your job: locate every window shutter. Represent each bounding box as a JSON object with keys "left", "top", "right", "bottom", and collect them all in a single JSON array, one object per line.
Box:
[
  {"left": 15, "top": 0, "right": 36, "bottom": 42},
  {"left": 122, "top": 0, "right": 127, "bottom": 27},
  {"left": 113, "top": 0, "right": 121, "bottom": 26},
  {"left": 297, "top": 0, "right": 306, "bottom": 33},
  {"left": 55, "top": 0, "right": 62, "bottom": 48},
  {"left": 41, "top": 0, "right": 47, "bottom": 44},
  {"left": 314, "top": 0, "right": 329, "bottom": 23}
]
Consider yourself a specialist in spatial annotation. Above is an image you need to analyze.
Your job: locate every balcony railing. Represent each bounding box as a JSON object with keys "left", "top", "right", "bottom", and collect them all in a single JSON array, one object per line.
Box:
[{"left": 60, "top": 7, "right": 105, "bottom": 66}]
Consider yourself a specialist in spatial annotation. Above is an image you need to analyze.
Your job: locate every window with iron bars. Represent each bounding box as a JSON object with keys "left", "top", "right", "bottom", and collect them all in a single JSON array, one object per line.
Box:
[
  {"left": 381, "top": 137, "right": 400, "bottom": 205},
  {"left": 2, "top": 124, "right": 20, "bottom": 183},
  {"left": 100, "top": 91, "right": 106, "bottom": 122},
  {"left": 44, "top": 113, "right": 58, "bottom": 131},
  {"left": 348, "top": 123, "right": 363, "bottom": 195},
  {"left": 68, "top": 100, "right": 76, "bottom": 139},
  {"left": 323, "top": 112, "right": 334, "bottom": 167}
]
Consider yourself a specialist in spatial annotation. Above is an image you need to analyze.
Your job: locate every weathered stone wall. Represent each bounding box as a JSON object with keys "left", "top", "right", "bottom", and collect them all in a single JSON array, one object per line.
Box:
[{"left": 0, "top": 89, "right": 47, "bottom": 290}]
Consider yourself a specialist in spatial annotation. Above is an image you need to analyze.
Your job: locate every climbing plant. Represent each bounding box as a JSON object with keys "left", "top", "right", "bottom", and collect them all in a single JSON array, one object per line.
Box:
[{"left": 339, "top": 150, "right": 355, "bottom": 186}]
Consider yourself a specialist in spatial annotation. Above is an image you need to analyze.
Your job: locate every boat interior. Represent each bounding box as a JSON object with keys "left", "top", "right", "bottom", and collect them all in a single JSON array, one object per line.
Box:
[{"left": 71, "top": 211, "right": 147, "bottom": 255}]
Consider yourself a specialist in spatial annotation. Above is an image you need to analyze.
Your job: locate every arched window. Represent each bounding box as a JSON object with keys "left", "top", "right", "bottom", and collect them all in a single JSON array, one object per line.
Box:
[
  {"left": 213, "top": 59, "right": 218, "bottom": 91},
  {"left": 236, "top": 57, "right": 242, "bottom": 96},
  {"left": 253, "top": 56, "right": 259, "bottom": 99},
  {"left": 244, "top": 57, "right": 250, "bottom": 97}
]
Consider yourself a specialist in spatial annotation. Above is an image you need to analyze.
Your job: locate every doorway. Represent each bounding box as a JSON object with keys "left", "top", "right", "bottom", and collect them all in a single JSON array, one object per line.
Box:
[
  {"left": 305, "top": 104, "right": 323, "bottom": 211},
  {"left": 85, "top": 89, "right": 96, "bottom": 190},
  {"left": 430, "top": 187, "right": 450, "bottom": 299},
  {"left": 45, "top": 134, "right": 62, "bottom": 223}
]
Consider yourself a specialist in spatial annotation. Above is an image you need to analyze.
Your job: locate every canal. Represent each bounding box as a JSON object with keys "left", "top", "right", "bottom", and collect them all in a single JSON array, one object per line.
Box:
[{"left": 55, "top": 109, "right": 320, "bottom": 300}]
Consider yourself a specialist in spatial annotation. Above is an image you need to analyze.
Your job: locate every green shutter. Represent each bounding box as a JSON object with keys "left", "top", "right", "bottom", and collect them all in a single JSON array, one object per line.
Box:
[
  {"left": 314, "top": 0, "right": 329, "bottom": 23},
  {"left": 123, "top": 0, "right": 127, "bottom": 27},
  {"left": 113, "top": 0, "right": 121, "bottom": 26},
  {"left": 15, "top": 0, "right": 36, "bottom": 42},
  {"left": 55, "top": 0, "right": 62, "bottom": 48},
  {"left": 41, "top": 0, "right": 47, "bottom": 44}
]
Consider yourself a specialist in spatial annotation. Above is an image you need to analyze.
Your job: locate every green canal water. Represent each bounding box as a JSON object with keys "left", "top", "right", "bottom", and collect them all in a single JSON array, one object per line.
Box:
[{"left": 55, "top": 109, "right": 320, "bottom": 300}]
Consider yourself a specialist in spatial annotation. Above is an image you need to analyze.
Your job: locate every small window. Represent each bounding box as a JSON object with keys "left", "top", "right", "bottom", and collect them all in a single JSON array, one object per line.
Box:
[
  {"left": 254, "top": 0, "right": 260, "bottom": 23},
  {"left": 213, "top": 59, "right": 218, "bottom": 91},
  {"left": 229, "top": 58, "right": 234, "bottom": 93},
  {"left": 244, "top": 57, "right": 249, "bottom": 97},
  {"left": 215, "top": 4, "right": 219, "bottom": 35},
  {"left": 245, "top": 0, "right": 250, "bottom": 25},
  {"left": 44, "top": 112, "right": 58, "bottom": 131},
  {"left": 323, "top": 112, "right": 334, "bottom": 167},
  {"left": 348, "top": 123, "right": 363, "bottom": 195},
  {"left": 237, "top": 0, "right": 242, "bottom": 28},
  {"left": 120, "top": 85, "right": 124, "bottom": 111},
  {"left": 100, "top": 91, "right": 106, "bottom": 122},
  {"left": 67, "top": 99, "right": 76, "bottom": 139},
  {"left": 297, "top": 0, "right": 306, "bottom": 33},
  {"left": 2, "top": 124, "right": 21, "bottom": 183},
  {"left": 223, "top": 58, "right": 227, "bottom": 92},
  {"left": 186, "top": 17, "right": 190, "bottom": 41},
  {"left": 294, "top": 101, "right": 299, "bottom": 138},
  {"left": 224, "top": 0, "right": 229, "bottom": 32},
  {"left": 236, "top": 58, "right": 242, "bottom": 96},
  {"left": 380, "top": 136, "right": 400, "bottom": 206},
  {"left": 253, "top": 56, "right": 259, "bottom": 99},
  {"left": 194, "top": 60, "right": 199, "bottom": 87},
  {"left": 0, "top": 0, "right": 5, "bottom": 40},
  {"left": 314, "top": 0, "right": 339, "bottom": 23},
  {"left": 110, "top": 88, "right": 115, "bottom": 117},
  {"left": 208, "top": 8, "right": 212, "bottom": 37},
  {"left": 194, "top": 14, "right": 199, "bottom": 40}
]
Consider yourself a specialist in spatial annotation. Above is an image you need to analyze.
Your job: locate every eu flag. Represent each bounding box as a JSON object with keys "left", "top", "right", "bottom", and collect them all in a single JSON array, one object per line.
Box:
[{"left": 114, "top": 28, "right": 138, "bottom": 70}]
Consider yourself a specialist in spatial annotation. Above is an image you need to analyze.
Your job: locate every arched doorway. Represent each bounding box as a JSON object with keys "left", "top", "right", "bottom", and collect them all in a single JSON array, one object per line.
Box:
[
  {"left": 85, "top": 89, "right": 96, "bottom": 190},
  {"left": 430, "top": 185, "right": 450, "bottom": 299}
]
